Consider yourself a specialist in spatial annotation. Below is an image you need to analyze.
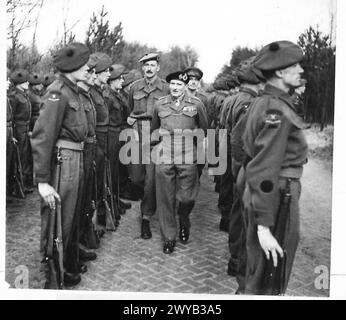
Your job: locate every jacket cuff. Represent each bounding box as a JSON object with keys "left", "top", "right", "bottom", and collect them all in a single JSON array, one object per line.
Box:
[{"left": 253, "top": 209, "right": 275, "bottom": 227}]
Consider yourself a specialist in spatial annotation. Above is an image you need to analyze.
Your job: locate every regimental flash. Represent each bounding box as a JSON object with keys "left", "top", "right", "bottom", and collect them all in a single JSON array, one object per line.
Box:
[
  {"left": 48, "top": 94, "right": 60, "bottom": 102},
  {"left": 265, "top": 113, "right": 281, "bottom": 127}
]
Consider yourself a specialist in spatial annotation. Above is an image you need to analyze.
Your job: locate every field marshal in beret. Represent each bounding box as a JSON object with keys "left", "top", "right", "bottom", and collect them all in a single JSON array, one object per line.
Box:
[
  {"left": 31, "top": 42, "right": 91, "bottom": 289},
  {"left": 151, "top": 70, "right": 208, "bottom": 254},
  {"left": 240, "top": 40, "right": 308, "bottom": 295}
]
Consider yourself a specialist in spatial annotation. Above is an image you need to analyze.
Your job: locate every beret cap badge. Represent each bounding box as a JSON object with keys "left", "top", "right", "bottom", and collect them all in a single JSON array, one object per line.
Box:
[{"left": 269, "top": 42, "right": 280, "bottom": 51}]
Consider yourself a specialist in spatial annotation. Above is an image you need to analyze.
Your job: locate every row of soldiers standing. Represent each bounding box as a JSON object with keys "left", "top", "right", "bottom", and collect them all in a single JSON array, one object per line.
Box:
[{"left": 6, "top": 39, "right": 308, "bottom": 295}]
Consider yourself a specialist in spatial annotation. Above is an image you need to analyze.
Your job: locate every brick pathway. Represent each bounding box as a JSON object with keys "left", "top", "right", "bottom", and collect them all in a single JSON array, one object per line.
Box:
[{"left": 5, "top": 160, "right": 331, "bottom": 296}]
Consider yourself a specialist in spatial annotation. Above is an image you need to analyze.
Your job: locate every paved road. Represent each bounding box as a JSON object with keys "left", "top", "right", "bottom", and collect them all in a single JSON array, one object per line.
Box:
[{"left": 5, "top": 159, "right": 331, "bottom": 297}]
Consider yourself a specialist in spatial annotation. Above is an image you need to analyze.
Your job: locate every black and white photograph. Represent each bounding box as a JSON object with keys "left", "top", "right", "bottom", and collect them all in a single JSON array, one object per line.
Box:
[{"left": 2, "top": 0, "right": 344, "bottom": 300}]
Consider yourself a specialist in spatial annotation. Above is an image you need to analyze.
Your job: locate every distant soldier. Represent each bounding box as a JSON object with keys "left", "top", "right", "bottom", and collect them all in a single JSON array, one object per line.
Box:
[
  {"left": 127, "top": 52, "right": 170, "bottom": 239},
  {"left": 8, "top": 69, "right": 33, "bottom": 192},
  {"left": 28, "top": 73, "right": 44, "bottom": 128},
  {"left": 103, "top": 64, "right": 131, "bottom": 211},
  {"left": 77, "top": 57, "right": 99, "bottom": 255},
  {"left": 6, "top": 69, "right": 15, "bottom": 197},
  {"left": 223, "top": 61, "right": 265, "bottom": 290},
  {"left": 242, "top": 41, "right": 307, "bottom": 295},
  {"left": 184, "top": 67, "right": 209, "bottom": 110},
  {"left": 42, "top": 72, "right": 56, "bottom": 94},
  {"left": 152, "top": 71, "right": 208, "bottom": 253},
  {"left": 118, "top": 69, "right": 143, "bottom": 201},
  {"left": 31, "top": 42, "right": 90, "bottom": 287},
  {"left": 88, "top": 52, "right": 122, "bottom": 229},
  {"left": 291, "top": 78, "right": 307, "bottom": 119}
]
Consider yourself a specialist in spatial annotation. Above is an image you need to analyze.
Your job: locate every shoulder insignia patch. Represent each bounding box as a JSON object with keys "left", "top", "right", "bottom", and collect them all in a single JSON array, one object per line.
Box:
[
  {"left": 265, "top": 110, "right": 282, "bottom": 128},
  {"left": 48, "top": 93, "right": 60, "bottom": 102}
]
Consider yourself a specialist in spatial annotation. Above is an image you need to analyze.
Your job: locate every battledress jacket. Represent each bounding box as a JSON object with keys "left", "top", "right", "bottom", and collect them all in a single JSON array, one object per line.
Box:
[{"left": 242, "top": 84, "right": 308, "bottom": 227}]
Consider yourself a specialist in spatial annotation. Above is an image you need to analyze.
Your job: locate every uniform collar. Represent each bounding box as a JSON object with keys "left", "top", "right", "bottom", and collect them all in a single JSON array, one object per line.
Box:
[
  {"left": 138, "top": 76, "right": 164, "bottom": 92},
  {"left": 59, "top": 74, "right": 79, "bottom": 94},
  {"left": 263, "top": 83, "right": 297, "bottom": 112},
  {"left": 239, "top": 86, "right": 257, "bottom": 97}
]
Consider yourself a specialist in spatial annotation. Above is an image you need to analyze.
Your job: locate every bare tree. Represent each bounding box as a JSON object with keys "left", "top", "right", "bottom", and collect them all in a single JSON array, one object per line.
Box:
[{"left": 7, "top": 0, "right": 43, "bottom": 68}]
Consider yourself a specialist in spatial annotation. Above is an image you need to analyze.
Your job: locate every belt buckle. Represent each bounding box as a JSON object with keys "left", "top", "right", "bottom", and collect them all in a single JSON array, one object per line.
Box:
[{"left": 80, "top": 141, "right": 84, "bottom": 149}]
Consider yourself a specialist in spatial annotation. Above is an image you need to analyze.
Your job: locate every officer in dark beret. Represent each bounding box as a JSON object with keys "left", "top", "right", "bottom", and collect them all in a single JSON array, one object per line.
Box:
[
  {"left": 151, "top": 71, "right": 208, "bottom": 253},
  {"left": 31, "top": 42, "right": 91, "bottom": 288},
  {"left": 127, "top": 52, "right": 170, "bottom": 240},
  {"left": 103, "top": 64, "right": 132, "bottom": 212},
  {"left": 241, "top": 41, "right": 306, "bottom": 295},
  {"left": 8, "top": 69, "right": 33, "bottom": 193}
]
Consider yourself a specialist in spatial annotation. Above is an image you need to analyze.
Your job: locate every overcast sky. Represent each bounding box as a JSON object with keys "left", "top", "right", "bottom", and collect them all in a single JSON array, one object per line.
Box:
[{"left": 12, "top": 0, "right": 336, "bottom": 82}]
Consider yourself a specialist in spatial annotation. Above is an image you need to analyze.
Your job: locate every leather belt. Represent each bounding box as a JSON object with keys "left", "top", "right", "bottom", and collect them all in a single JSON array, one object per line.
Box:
[{"left": 56, "top": 139, "right": 84, "bottom": 151}]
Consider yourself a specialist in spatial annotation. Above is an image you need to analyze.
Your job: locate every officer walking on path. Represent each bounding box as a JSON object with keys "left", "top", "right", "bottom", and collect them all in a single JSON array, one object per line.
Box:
[
  {"left": 151, "top": 71, "right": 208, "bottom": 254},
  {"left": 31, "top": 42, "right": 90, "bottom": 288},
  {"left": 127, "top": 53, "right": 170, "bottom": 240},
  {"left": 241, "top": 41, "right": 308, "bottom": 295}
]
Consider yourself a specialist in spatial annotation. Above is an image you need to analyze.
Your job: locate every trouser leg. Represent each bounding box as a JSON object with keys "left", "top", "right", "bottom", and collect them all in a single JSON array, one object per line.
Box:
[
  {"left": 141, "top": 163, "right": 156, "bottom": 219},
  {"left": 156, "top": 164, "right": 176, "bottom": 241},
  {"left": 40, "top": 148, "right": 84, "bottom": 276},
  {"left": 176, "top": 164, "right": 199, "bottom": 228},
  {"left": 218, "top": 152, "right": 233, "bottom": 218}
]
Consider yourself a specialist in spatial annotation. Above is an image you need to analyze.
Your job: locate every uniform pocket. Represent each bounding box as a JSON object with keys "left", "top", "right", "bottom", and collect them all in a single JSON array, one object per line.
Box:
[
  {"left": 68, "top": 101, "right": 80, "bottom": 111},
  {"left": 158, "top": 110, "right": 172, "bottom": 119},
  {"left": 60, "top": 149, "right": 74, "bottom": 182},
  {"left": 182, "top": 109, "right": 198, "bottom": 117}
]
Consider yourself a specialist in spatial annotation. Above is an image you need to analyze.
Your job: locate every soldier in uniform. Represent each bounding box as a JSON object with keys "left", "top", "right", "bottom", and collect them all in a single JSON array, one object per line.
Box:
[
  {"left": 242, "top": 41, "right": 307, "bottom": 295},
  {"left": 184, "top": 67, "right": 208, "bottom": 110},
  {"left": 42, "top": 72, "right": 56, "bottom": 94},
  {"left": 31, "top": 42, "right": 90, "bottom": 287},
  {"left": 118, "top": 69, "right": 143, "bottom": 201},
  {"left": 76, "top": 57, "right": 99, "bottom": 257},
  {"left": 28, "top": 73, "right": 44, "bottom": 128},
  {"left": 103, "top": 64, "right": 131, "bottom": 211},
  {"left": 127, "top": 53, "right": 170, "bottom": 239},
  {"left": 6, "top": 69, "right": 15, "bottom": 197},
  {"left": 88, "top": 52, "right": 121, "bottom": 228},
  {"left": 152, "top": 71, "right": 208, "bottom": 254},
  {"left": 8, "top": 69, "right": 33, "bottom": 192},
  {"left": 223, "top": 61, "right": 265, "bottom": 288}
]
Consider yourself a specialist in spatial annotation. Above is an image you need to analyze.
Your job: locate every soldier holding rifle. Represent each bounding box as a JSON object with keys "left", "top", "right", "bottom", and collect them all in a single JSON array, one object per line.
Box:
[
  {"left": 241, "top": 41, "right": 308, "bottom": 295},
  {"left": 31, "top": 42, "right": 90, "bottom": 288}
]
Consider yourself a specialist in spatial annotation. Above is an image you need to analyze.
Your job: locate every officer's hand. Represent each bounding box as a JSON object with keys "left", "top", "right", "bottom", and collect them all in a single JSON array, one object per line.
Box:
[
  {"left": 257, "top": 225, "right": 284, "bottom": 267},
  {"left": 12, "top": 137, "right": 18, "bottom": 144},
  {"left": 28, "top": 131, "right": 32, "bottom": 137},
  {"left": 38, "top": 183, "right": 61, "bottom": 210}
]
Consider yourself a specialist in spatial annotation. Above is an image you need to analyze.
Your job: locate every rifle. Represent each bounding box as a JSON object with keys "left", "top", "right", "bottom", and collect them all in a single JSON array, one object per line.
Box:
[
  {"left": 85, "top": 159, "right": 100, "bottom": 249},
  {"left": 261, "top": 178, "right": 291, "bottom": 295},
  {"left": 12, "top": 139, "right": 25, "bottom": 199},
  {"left": 106, "top": 158, "right": 121, "bottom": 221},
  {"left": 104, "top": 156, "right": 117, "bottom": 231},
  {"left": 45, "top": 147, "right": 64, "bottom": 289}
]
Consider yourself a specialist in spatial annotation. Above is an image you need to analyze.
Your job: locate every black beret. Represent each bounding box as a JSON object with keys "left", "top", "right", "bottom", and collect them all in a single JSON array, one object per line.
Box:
[
  {"left": 53, "top": 42, "right": 90, "bottom": 73},
  {"left": 43, "top": 73, "right": 56, "bottom": 87},
  {"left": 254, "top": 40, "right": 304, "bottom": 71},
  {"left": 109, "top": 64, "right": 126, "bottom": 81},
  {"left": 29, "top": 73, "right": 43, "bottom": 85},
  {"left": 184, "top": 67, "right": 203, "bottom": 80},
  {"left": 122, "top": 69, "right": 143, "bottom": 87},
  {"left": 138, "top": 52, "right": 160, "bottom": 63},
  {"left": 10, "top": 69, "right": 29, "bottom": 84},
  {"left": 213, "top": 79, "right": 229, "bottom": 91},
  {"left": 166, "top": 71, "right": 189, "bottom": 84},
  {"left": 237, "top": 64, "right": 264, "bottom": 84},
  {"left": 89, "top": 52, "right": 112, "bottom": 73}
]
